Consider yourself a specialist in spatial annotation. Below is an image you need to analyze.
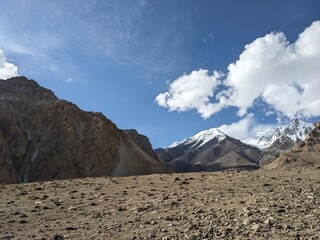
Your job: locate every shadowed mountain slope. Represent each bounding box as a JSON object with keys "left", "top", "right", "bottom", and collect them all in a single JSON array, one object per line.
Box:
[
  {"left": 0, "top": 76, "right": 169, "bottom": 183},
  {"left": 156, "top": 128, "right": 262, "bottom": 172}
]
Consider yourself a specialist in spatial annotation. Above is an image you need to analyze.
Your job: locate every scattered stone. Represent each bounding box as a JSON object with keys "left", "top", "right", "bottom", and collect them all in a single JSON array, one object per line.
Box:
[
  {"left": 276, "top": 208, "right": 286, "bottom": 213},
  {"left": 65, "top": 226, "right": 78, "bottom": 231},
  {"left": 0, "top": 169, "right": 319, "bottom": 239},
  {"left": 68, "top": 206, "right": 77, "bottom": 211},
  {"left": 53, "top": 234, "right": 64, "bottom": 240},
  {"left": 164, "top": 216, "right": 174, "bottom": 221},
  {"left": 117, "top": 206, "right": 127, "bottom": 212},
  {"left": 130, "top": 207, "right": 148, "bottom": 213},
  {"left": 243, "top": 217, "right": 254, "bottom": 226},
  {"left": 251, "top": 224, "right": 260, "bottom": 232},
  {"left": 18, "top": 190, "right": 28, "bottom": 196}
]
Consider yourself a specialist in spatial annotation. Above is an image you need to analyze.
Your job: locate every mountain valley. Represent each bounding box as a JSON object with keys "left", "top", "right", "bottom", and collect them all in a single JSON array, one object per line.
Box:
[{"left": 0, "top": 76, "right": 320, "bottom": 239}]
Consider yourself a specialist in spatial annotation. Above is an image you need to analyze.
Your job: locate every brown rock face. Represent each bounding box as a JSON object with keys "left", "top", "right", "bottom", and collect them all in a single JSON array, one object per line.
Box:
[
  {"left": 124, "top": 129, "right": 158, "bottom": 159},
  {"left": 0, "top": 77, "right": 169, "bottom": 183},
  {"left": 265, "top": 121, "right": 320, "bottom": 169}
]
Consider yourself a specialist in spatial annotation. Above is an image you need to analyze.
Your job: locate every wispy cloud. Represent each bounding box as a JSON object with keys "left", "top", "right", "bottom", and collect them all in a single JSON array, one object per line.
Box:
[
  {"left": 0, "top": 0, "right": 192, "bottom": 80},
  {"left": 218, "top": 114, "right": 275, "bottom": 140},
  {"left": 201, "top": 32, "right": 215, "bottom": 43}
]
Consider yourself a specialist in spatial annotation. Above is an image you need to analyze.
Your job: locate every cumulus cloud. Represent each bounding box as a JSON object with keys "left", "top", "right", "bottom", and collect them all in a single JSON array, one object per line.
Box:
[
  {"left": 155, "top": 69, "right": 224, "bottom": 119},
  {"left": 156, "top": 20, "right": 320, "bottom": 120},
  {"left": 218, "top": 114, "right": 275, "bottom": 140},
  {"left": 223, "top": 20, "right": 320, "bottom": 118},
  {"left": 0, "top": 49, "right": 18, "bottom": 79}
]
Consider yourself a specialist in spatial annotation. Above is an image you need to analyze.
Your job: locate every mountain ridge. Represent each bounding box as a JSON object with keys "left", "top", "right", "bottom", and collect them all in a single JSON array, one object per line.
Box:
[
  {"left": 169, "top": 128, "right": 226, "bottom": 149},
  {"left": 0, "top": 76, "right": 170, "bottom": 183},
  {"left": 156, "top": 128, "right": 262, "bottom": 172},
  {"left": 243, "top": 118, "right": 314, "bottom": 150},
  {"left": 158, "top": 118, "right": 316, "bottom": 172},
  {"left": 265, "top": 120, "right": 320, "bottom": 169}
]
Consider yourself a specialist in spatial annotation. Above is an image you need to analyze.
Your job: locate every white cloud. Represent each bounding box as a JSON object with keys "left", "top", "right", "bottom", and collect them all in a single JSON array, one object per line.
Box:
[
  {"left": 222, "top": 20, "right": 320, "bottom": 118},
  {"left": 156, "top": 20, "right": 320, "bottom": 120},
  {"left": 0, "top": 49, "right": 18, "bottom": 79},
  {"left": 218, "top": 114, "right": 275, "bottom": 140},
  {"left": 155, "top": 69, "right": 224, "bottom": 119}
]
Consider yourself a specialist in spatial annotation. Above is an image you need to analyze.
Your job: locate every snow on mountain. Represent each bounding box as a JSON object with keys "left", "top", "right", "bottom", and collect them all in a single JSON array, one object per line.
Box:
[
  {"left": 169, "top": 128, "right": 226, "bottom": 149},
  {"left": 243, "top": 118, "right": 314, "bottom": 149},
  {"left": 160, "top": 127, "right": 262, "bottom": 173}
]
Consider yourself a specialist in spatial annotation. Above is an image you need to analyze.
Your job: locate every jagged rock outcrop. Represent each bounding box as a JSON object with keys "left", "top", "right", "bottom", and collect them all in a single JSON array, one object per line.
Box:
[
  {"left": 0, "top": 76, "right": 170, "bottom": 183},
  {"left": 156, "top": 128, "right": 262, "bottom": 172},
  {"left": 265, "top": 121, "right": 320, "bottom": 169},
  {"left": 124, "top": 129, "right": 158, "bottom": 159}
]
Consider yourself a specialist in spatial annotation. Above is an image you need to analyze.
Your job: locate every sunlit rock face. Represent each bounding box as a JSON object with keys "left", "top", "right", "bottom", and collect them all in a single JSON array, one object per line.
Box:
[{"left": 0, "top": 76, "right": 169, "bottom": 183}]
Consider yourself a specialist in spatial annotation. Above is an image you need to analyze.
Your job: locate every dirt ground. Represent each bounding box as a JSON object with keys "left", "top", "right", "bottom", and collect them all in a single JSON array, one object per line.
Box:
[{"left": 1, "top": 168, "right": 320, "bottom": 240}]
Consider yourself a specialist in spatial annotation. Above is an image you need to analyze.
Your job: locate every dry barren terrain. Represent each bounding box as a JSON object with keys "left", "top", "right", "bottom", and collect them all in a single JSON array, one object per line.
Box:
[{"left": 1, "top": 169, "right": 320, "bottom": 239}]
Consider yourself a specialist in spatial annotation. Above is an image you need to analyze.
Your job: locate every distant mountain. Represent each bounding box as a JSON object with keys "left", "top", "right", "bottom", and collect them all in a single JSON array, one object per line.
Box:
[
  {"left": 0, "top": 76, "right": 170, "bottom": 183},
  {"left": 243, "top": 118, "right": 314, "bottom": 150},
  {"left": 265, "top": 120, "right": 320, "bottom": 169},
  {"left": 243, "top": 118, "right": 314, "bottom": 165},
  {"left": 156, "top": 128, "right": 262, "bottom": 172}
]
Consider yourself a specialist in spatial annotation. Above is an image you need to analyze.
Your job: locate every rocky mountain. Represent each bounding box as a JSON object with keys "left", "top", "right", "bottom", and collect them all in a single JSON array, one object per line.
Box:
[
  {"left": 243, "top": 118, "right": 314, "bottom": 165},
  {"left": 156, "top": 128, "right": 262, "bottom": 172},
  {"left": 243, "top": 118, "right": 314, "bottom": 150},
  {"left": 0, "top": 76, "right": 170, "bottom": 184},
  {"left": 124, "top": 129, "right": 158, "bottom": 159},
  {"left": 265, "top": 120, "right": 320, "bottom": 169}
]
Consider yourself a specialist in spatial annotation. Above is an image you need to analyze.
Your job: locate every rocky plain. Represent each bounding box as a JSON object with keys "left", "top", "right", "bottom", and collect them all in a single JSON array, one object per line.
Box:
[{"left": 1, "top": 168, "right": 320, "bottom": 240}]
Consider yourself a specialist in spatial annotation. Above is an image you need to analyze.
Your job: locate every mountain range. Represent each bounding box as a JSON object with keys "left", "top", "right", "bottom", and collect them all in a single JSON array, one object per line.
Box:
[
  {"left": 156, "top": 118, "right": 316, "bottom": 172},
  {"left": 243, "top": 118, "right": 314, "bottom": 150},
  {"left": 155, "top": 128, "right": 262, "bottom": 172},
  {"left": 244, "top": 118, "right": 314, "bottom": 165},
  {"left": 0, "top": 77, "right": 170, "bottom": 183},
  {"left": 266, "top": 120, "right": 320, "bottom": 169},
  {"left": 0, "top": 76, "right": 319, "bottom": 184}
]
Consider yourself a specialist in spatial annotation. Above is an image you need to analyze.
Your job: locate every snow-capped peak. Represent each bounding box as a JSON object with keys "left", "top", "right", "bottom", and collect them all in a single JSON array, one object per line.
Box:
[
  {"left": 243, "top": 118, "right": 314, "bottom": 149},
  {"left": 169, "top": 128, "right": 226, "bottom": 149}
]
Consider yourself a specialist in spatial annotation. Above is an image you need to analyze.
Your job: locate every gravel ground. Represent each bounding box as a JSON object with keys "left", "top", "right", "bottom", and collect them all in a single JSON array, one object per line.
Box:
[{"left": 1, "top": 168, "right": 320, "bottom": 239}]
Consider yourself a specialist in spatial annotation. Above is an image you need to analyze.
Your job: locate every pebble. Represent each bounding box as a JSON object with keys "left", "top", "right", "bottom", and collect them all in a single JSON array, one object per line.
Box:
[
  {"left": 251, "top": 224, "right": 260, "bottom": 232},
  {"left": 1, "top": 169, "right": 319, "bottom": 239},
  {"left": 243, "top": 217, "right": 254, "bottom": 225}
]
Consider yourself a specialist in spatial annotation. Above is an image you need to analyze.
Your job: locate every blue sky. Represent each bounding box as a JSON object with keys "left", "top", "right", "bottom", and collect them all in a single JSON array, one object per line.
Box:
[{"left": 0, "top": 0, "right": 320, "bottom": 148}]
